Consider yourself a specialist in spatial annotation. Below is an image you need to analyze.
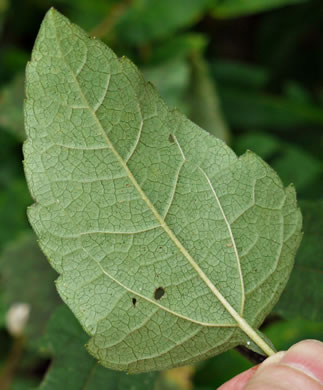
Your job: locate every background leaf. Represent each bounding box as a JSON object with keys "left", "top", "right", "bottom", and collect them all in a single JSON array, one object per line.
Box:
[
  {"left": 115, "top": 0, "right": 209, "bottom": 44},
  {"left": 211, "top": 0, "right": 308, "bottom": 18},
  {"left": 142, "top": 58, "right": 190, "bottom": 113},
  {"left": 216, "top": 85, "right": 323, "bottom": 130},
  {"left": 186, "top": 53, "right": 230, "bottom": 143},
  {"left": 0, "top": 179, "right": 31, "bottom": 251},
  {"left": 39, "top": 305, "right": 158, "bottom": 390},
  {"left": 274, "top": 200, "right": 323, "bottom": 321},
  {"left": 233, "top": 132, "right": 323, "bottom": 198},
  {"left": 0, "top": 234, "right": 61, "bottom": 347},
  {"left": 0, "top": 74, "right": 25, "bottom": 141}
]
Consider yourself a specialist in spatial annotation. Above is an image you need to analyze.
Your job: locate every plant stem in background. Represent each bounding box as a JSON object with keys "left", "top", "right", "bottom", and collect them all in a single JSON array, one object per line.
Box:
[
  {"left": 90, "top": 0, "right": 133, "bottom": 39},
  {"left": 0, "top": 336, "right": 25, "bottom": 390},
  {"left": 188, "top": 52, "right": 231, "bottom": 144}
]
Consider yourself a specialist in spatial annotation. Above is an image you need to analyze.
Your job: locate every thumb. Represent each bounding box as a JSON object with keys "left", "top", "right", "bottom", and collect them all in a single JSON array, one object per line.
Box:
[{"left": 244, "top": 339, "right": 323, "bottom": 390}]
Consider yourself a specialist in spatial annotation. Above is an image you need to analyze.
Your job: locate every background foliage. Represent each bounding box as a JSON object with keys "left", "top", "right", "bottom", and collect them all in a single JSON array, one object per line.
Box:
[{"left": 0, "top": 0, "right": 322, "bottom": 389}]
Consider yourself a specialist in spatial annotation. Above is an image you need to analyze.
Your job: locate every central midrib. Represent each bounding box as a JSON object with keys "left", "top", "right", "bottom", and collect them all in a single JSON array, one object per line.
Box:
[{"left": 51, "top": 13, "right": 275, "bottom": 357}]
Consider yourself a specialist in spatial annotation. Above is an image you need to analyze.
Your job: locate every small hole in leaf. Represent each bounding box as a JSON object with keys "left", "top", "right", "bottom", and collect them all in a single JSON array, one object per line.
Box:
[
  {"left": 168, "top": 134, "right": 175, "bottom": 143},
  {"left": 154, "top": 287, "right": 165, "bottom": 300},
  {"left": 132, "top": 298, "right": 137, "bottom": 307}
]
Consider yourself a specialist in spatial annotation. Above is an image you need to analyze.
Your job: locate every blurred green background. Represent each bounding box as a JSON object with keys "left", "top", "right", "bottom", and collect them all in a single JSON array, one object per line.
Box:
[{"left": 0, "top": 0, "right": 322, "bottom": 389}]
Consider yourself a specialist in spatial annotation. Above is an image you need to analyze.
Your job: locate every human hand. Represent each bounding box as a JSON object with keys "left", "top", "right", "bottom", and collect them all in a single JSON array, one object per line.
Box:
[{"left": 218, "top": 340, "right": 323, "bottom": 390}]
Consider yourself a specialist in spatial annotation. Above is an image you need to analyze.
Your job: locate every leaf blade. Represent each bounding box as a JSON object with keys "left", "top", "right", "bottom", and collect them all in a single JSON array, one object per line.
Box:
[{"left": 24, "top": 8, "right": 302, "bottom": 372}]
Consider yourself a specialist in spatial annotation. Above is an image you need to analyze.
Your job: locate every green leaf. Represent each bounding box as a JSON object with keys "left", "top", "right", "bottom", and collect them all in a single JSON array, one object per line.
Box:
[
  {"left": 212, "top": 60, "right": 270, "bottom": 90},
  {"left": 0, "top": 74, "right": 25, "bottom": 141},
  {"left": 265, "top": 318, "right": 323, "bottom": 350},
  {"left": 283, "top": 80, "right": 313, "bottom": 104},
  {"left": 256, "top": 2, "right": 323, "bottom": 79},
  {"left": 63, "top": 0, "right": 116, "bottom": 32},
  {"left": 211, "top": 0, "right": 307, "bottom": 18},
  {"left": 0, "top": 234, "right": 60, "bottom": 345},
  {"left": 0, "top": 179, "right": 31, "bottom": 251},
  {"left": 187, "top": 53, "right": 230, "bottom": 143},
  {"left": 115, "top": 0, "right": 209, "bottom": 44},
  {"left": 275, "top": 200, "right": 323, "bottom": 321},
  {"left": 149, "top": 33, "right": 207, "bottom": 64},
  {"left": 194, "top": 348, "right": 252, "bottom": 389},
  {"left": 24, "top": 9, "right": 302, "bottom": 372},
  {"left": 39, "top": 305, "right": 158, "bottom": 390},
  {"left": 8, "top": 378, "right": 39, "bottom": 390},
  {"left": 217, "top": 86, "right": 323, "bottom": 130},
  {"left": 233, "top": 132, "right": 281, "bottom": 161},
  {"left": 272, "top": 146, "right": 321, "bottom": 193},
  {"left": 0, "top": 0, "right": 8, "bottom": 36},
  {"left": 0, "top": 130, "right": 23, "bottom": 189},
  {"left": 142, "top": 58, "right": 190, "bottom": 113},
  {"left": 233, "top": 132, "right": 322, "bottom": 197}
]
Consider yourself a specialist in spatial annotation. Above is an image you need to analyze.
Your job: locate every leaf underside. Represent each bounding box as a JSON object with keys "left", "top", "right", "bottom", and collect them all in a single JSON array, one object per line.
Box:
[{"left": 23, "top": 9, "right": 302, "bottom": 373}]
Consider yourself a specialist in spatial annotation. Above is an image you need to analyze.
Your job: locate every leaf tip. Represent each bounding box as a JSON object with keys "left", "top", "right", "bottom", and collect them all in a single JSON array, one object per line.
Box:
[
  {"left": 44, "top": 6, "right": 57, "bottom": 22},
  {"left": 44, "top": 6, "right": 65, "bottom": 26}
]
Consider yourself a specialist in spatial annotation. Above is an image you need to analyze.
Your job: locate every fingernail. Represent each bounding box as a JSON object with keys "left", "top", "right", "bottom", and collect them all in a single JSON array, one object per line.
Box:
[{"left": 281, "top": 340, "right": 323, "bottom": 384}]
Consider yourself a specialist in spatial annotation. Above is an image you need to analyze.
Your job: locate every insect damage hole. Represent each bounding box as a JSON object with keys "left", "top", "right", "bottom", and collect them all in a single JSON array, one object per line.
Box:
[
  {"left": 132, "top": 298, "right": 137, "bottom": 307},
  {"left": 168, "top": 134, "right": 175, "bottom": 143},
  {"left": 154, "top": 287, "right": 165, "bottom": 300}
]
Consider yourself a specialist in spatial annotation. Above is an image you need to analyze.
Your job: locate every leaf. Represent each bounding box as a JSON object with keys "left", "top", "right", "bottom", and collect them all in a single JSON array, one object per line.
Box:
[
  {"left": 274, "top": 200, "right": 323, "bottom": 321},
  {"left": 233, "top": 132, "right": 281, "bottom": 161},
  {"left": 63, "top": 0, "right": 116, "bottom": 32},
  {"left": 216, "top": 86, "right": 323, "bottom": 130},
  {"left": 24, "top": 9, "right": 302, "bottom": 372},
  {"left": 272, "top": 146, "right": 321, "bottom": 193},
  {"left": 233, "top": 132, "right": 322, "bottom": 197},
  {"left": 256, "top": 2, "right": 323, "bottom": 78},
  {"left": 211, "top": 62, "right": 323, "bottom": 130},
  {"left": 265, "top": 318, "right": 323, "bottom": 350},
  {"left": 115, "top": 0, "right": 209, "bottom": 44},
  {"left": 0, "top": 130, "right": 23, "bottom": 189},
  {"left": 211, "top": 0, "right": 307, "bottom": 18},
  {"left": 193, "top": 348, "right": 252, "bottom": 389},
  {"left": 211, "top": 60, "right": 269, "bottom": 90},
  {"left": 149, "top": 33, "right": 207, "bottom": 64},
  {"left": 39, "top": 305, "right": 158, "bottom": 390},
  {"left": 0, "top": 74, "right": 25, "bottom": 141},
  {"left": 7, "top": 378, "right": 39, "bottom": 390},
  {"left": 142, "top": 58, "right": 190, "bottom": 113},
  {"left": 283, "top": 80, "right": 313, "bottom": 104},
  {"left": 187, "top": 53, "right": 230, "bottom": 143},
  {"left": 0, "top": 234, "right": 61, "bottom": 346},
  {"left": 0, "top": 0, "right": 8, "bottom": 35},
  {"left": 0, "top": 179, "right": 31, "bottom": 251}
]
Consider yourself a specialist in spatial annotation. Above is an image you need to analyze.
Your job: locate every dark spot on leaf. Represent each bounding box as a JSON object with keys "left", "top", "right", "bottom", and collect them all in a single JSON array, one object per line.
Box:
[
  {"left": 168, "top": 134, "right": 175, "bottom": 143},
  {"left": 132, "top": 298, "right": 137, "bottom": 307},
  {"left": 154, "top": 287, "right": 165, "bottom": 300}
]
